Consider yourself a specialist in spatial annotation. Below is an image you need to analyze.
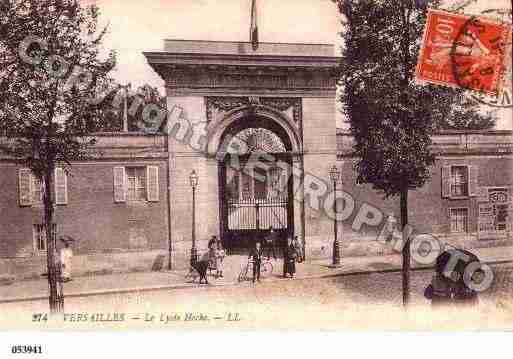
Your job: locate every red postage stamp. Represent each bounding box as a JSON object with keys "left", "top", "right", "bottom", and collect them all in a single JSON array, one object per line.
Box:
[{"left": 416, "top": 9, "right": 511, "bottom": 96}]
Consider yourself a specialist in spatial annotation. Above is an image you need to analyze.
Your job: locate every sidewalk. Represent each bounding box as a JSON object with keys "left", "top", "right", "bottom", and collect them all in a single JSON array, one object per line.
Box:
[{"left": 1, "top": 246, "right": 511, "bottom": 304}]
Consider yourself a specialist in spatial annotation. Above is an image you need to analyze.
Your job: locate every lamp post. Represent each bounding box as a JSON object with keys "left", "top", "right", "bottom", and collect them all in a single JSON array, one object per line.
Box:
[
  {"left": 189, "top": 170, "right": 199, "bottom": 266},
  {"left": 329, "top": 165, "right": 341, "bottom": 267}
]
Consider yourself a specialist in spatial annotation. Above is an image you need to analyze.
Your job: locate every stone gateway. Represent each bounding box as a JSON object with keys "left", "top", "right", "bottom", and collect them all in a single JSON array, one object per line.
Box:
[{"left": 0, "top": 39, "right": 511, "bottom": 279}]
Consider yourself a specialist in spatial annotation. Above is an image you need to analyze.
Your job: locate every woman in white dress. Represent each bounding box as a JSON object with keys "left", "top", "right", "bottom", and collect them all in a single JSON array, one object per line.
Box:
[{"left": 60, "top": 241, "right": 73, "bottom": 282}]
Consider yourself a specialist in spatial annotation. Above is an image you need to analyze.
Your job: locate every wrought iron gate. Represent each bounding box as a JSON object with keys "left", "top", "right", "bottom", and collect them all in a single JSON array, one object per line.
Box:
[
  {"left": 227, "top": 196, "right": 288, "bottom": 231},
  {"left": 218, "top": 128, "right": 294, "bottom": 253}
]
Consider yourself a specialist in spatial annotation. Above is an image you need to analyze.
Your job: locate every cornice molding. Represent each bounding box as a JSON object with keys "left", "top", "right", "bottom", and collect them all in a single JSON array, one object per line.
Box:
[
  {"left": 205, "top": 96, "right": 301, "bottom": 124},
  {"left": 160, "top": 66, "right": 336, "bottom": 92},
  {"left": 144, "top": 51, "right": 340, "bottom": 68}
]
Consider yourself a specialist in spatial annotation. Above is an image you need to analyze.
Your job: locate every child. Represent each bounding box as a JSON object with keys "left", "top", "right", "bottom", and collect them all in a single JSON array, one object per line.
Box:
[{"left": 215, "top": 242, "right": 225, "bottom": 278}]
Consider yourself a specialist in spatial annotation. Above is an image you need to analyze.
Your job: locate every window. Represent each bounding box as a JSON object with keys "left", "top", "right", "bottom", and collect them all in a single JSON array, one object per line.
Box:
[
  {"left": 33, "top": 224, "right": 57, "bottom": 252},
  {"left": 268, "top": 167, "right": 286, "bottom": 199},
  {"left": 442, "top": 165, "right": 478, "bottom": 199},
  {"left": 254, "top": 167, "right": 267, "bottom": 200},
  {"left": 225, "top": 166, "right": 287, "bottom": 202},
  {"left": 240, "top": 171, "right": 253, "bottom": 201},
  {"left": 32, "top": 176, "right": 44, "bottom": 203},
  {"left": 227, "top": 171, "right": 240, "bottom": 201},
  {"left": 113, "top": 166, "right": 159, "bottom": 203},
  {"left": 450, "top": 208, "right": 468, "bottom": 233},
  {"left": 18, "top": 168, "right": 68, "bottom": 206},
  {"left": 451, "top": 166, "right": 468, "bottom": 197},
  {"left": 126, "top": 167, "right": 147, "bottom": 201}
]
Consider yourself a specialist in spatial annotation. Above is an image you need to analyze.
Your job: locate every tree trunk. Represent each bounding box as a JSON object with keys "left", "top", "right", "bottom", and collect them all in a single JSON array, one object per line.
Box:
[
  {"left": 43, "top": 168, "right": 64, "bottom": 314},
  {"left": 401, "top": 188, "right": 410, "bottom": 307}
]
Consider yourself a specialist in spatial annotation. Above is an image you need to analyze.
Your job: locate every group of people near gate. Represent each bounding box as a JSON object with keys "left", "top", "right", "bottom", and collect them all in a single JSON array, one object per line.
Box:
[
  {"left": 248, "top": 226, "right": 304, "bottom": 283},
  {"left": 202, "top": 227, "right": 304, "bottom": 284}
]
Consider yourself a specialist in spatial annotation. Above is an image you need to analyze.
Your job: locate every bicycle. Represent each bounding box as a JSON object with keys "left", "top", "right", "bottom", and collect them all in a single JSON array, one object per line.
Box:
[{"left": 237, "top": 258, "right": 273, "bottom": 282}]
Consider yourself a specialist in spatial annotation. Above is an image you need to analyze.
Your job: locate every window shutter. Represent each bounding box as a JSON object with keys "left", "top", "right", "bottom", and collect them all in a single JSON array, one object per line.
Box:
[
  {"left": 441, "top": 165, "right": 451, "bottom": 198},
  {"left": 146, "top": 166, "right": 159, "bottom": 202},
  {"left": 113, "top": 166, "right": 126, "bottom": 203},
  {"left": 468, "top": 165, "right": 478, "bottom": 196},
  {"left": 54, "top": 167, "right": 68, "bottom": 205},
  {"left": 19, "top": 168, "right": 33, "bottom": 206}
]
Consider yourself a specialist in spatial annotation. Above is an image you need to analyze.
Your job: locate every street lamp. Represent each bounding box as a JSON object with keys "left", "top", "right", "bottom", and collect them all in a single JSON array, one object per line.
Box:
[
  {"left": 189, "top": 170, "right": 199, "bottom": 266},
  {"left": 329, "top": 165, "right": 341, "bottom": 267}
]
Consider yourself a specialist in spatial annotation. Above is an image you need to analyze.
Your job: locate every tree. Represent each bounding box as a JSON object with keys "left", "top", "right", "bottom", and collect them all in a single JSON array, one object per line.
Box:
[
  {"left": 336, "top": 0, "right": 494, "bottom": 306},
  {"left": 0, "top": 0, "right": 116, "bottom": 313},
  {"left": 101, "top": 83, "right": 166, "bottom": 132}
]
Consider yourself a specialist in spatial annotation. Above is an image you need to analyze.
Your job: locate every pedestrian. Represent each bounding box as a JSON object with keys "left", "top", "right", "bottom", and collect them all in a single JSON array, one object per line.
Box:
[
  {"left": 292, "top": 235, "right": 303, "bottom": 263},
  {"left": 208, "top": 235, "right": 218, "bottom": 249},
  {"left": 425, "top": 249, "right": 481, "bottom": 308},
  {"left": 264, "top": 226, "right": 278, "bottom": 260},
  {"left": 248, "top": 241, "right": 263, "bottom": 283},
  {"left": 385, "top": 213, "right": 397, "bottom": 242},
  {"left": 215, "top": 241, "right": 226, "bottom": 278},
  {"left": 424, "top": 250, "right": 459, "bottom": 307},
  {"left": 190, "top": 251, "right": 210, "bottom": 284},
  {"left": 424, "top": 267, "right": 452, "bottom": 307},
  {"left": 283, "top": 236, "right": 297, "bottom": 278},
  {"left": 60, "top": 240, "right": 73, "bottom": 282},
  {"left": 208, "top": 241, "right": 217, "bottom": 274}
]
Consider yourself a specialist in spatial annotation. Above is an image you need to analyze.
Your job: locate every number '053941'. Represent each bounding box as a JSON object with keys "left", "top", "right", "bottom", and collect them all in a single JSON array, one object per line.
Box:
[{"left": 11, "top": 345, "right": 42, "bottom": 354}]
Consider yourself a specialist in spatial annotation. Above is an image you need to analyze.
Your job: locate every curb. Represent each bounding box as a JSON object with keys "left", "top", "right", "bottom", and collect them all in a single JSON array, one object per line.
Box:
[{"left": 1, "top": 259, "right": 511, "bottom": 305}]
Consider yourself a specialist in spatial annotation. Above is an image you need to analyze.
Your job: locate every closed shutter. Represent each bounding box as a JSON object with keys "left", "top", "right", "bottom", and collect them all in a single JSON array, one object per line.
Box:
[
  {"left": 19, "top": 168, "right": 33, "bottom": 206},
  {"left": 113, "top": 166, "right": 126, "bottom": 203},
  {"left": 468, "top": 165, "right": 479, "bottom": 196},
  {"left": 441, "top": 165, "right": 451, "bottom": 198},
  {"left": 146, "top": 166, "right": 159, "bottom": 202},
  {"left": 54, "top": 167, "right": 68, "bottom": 205}
]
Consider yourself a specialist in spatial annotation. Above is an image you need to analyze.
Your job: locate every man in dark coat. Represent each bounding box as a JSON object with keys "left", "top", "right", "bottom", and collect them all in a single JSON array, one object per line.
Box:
[
  {"left": 424, "top": 249, "right": 481, "bottom": 307},
  {"left": 283, "top": 236, "right": 297, "bottom": 278},
  {"left": 248, "top": 241, "right": 263, "bottom": 283}
]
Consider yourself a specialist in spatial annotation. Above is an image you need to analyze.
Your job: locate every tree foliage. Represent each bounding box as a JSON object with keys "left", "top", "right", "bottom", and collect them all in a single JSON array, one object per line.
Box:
[
  {"left": 336, "top": 0, "right": 496, "bottom": 306},
  {"left": 337, "top": 0, "right": 494, "bottom": 198},
  {"left": 0, "top": 0, "right": 116, "bottom": 312},
  {"left": 100, "top": 83, "right": 166, "bottom": 132}
]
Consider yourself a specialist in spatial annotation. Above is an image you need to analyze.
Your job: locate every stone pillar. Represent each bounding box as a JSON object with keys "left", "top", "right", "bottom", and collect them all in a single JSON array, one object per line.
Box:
[{"left": 301, "top": 97, "right": 338, "bottom": 260}]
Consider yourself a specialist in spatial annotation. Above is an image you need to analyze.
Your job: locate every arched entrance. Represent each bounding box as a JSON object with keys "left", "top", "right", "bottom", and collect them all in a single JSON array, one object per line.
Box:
[{"left": 218, "top": 115, "right": 295, "bottom": 254}]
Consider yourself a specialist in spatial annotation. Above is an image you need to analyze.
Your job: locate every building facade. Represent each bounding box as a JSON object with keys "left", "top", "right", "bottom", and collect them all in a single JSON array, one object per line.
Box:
[{"left": 0, "top": 40, "right": 511, "bottom": 280}]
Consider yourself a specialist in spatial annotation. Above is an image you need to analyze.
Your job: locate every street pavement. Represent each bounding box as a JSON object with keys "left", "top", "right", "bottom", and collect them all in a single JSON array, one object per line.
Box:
[
  {"left": 1, "top": 263, "right": 513, "bottom": 330},
  {"left": 0, "top": 245, "right": 511, "bottom": 304}
]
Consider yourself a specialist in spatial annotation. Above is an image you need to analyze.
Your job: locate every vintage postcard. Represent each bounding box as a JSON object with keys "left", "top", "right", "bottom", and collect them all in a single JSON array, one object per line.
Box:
[{"left": 1, "top": 0, "right": 513, "bottom": 346}]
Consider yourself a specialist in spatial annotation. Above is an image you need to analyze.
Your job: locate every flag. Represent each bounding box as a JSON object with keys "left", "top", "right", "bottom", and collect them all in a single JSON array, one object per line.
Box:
[{"left": 250, "top": 0, "right": 259, "bottom": 50}]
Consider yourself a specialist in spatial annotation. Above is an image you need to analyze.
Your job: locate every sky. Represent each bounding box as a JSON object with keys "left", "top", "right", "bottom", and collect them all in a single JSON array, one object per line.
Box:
[
  {"left": 87, "top": 0, "right": 511, "bottom": 130},
  {"left": 91, "top": 0, "right": 340, "bottom": 87}
]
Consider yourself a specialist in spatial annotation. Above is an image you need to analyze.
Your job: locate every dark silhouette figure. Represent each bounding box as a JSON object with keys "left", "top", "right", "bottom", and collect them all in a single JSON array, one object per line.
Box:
[
  {"left": 248, "top": 242, "right": 264, "bottom": 283},
  {"left": 424, "top": 249, "right": 481, "bottom": 307},
  {"left": 283, "top": 236, "right": 297, "bottom": 278}
]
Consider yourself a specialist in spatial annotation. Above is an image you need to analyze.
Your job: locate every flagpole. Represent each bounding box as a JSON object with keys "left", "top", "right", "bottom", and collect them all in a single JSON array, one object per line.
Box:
[{"left": 250, "top": 0, "right": 259, "bottom": 50}]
